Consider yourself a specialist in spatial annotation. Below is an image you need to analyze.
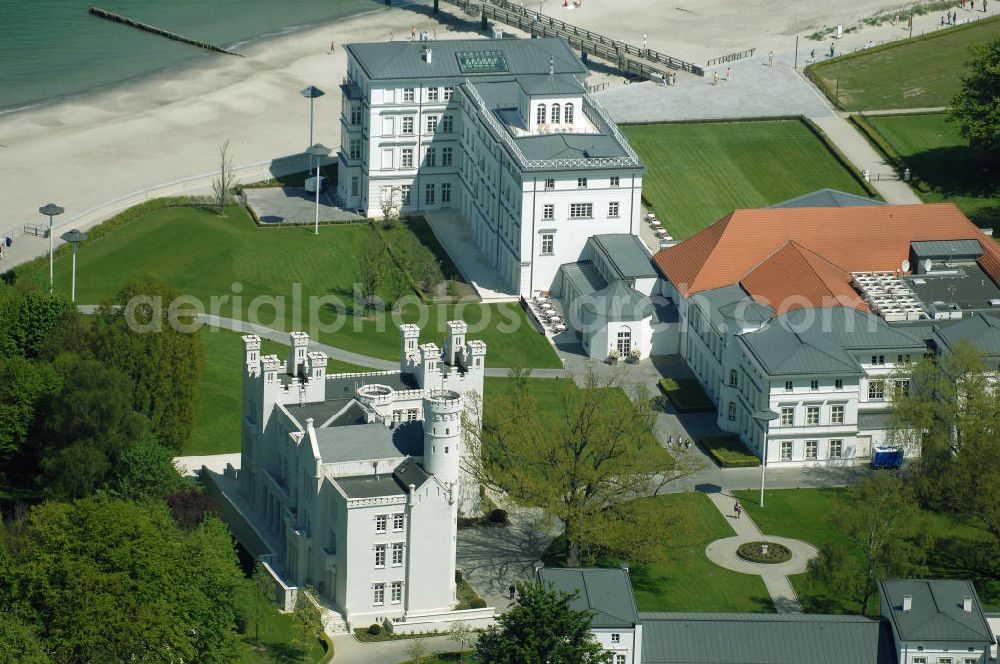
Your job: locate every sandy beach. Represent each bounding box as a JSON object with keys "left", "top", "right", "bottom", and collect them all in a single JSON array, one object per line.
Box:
[{"left": 0, "top": 0, "right": 967, "bottom": 249}]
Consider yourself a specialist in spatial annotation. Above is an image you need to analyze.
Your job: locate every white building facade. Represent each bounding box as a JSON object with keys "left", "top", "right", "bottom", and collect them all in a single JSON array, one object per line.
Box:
[
  {"left": 337, "top": 38, "right": 644, "bottom": 297},
  {"left": 237, "top": 321, "right": 492, "bottom": 631}
]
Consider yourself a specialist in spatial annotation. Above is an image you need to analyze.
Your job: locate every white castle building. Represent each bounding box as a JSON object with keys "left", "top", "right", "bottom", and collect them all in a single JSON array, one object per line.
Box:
[
  {"left": 236, "top": 321, "right": 492, "bottom": 631},
  {"left": 337, "top": 37, "right": 645, "bottom": 297}
]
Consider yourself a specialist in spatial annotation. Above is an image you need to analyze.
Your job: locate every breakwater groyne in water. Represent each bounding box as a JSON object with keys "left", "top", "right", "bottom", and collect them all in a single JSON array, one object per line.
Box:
[{"left": 88, "top": 6, "right": 244, "bottom": 57}]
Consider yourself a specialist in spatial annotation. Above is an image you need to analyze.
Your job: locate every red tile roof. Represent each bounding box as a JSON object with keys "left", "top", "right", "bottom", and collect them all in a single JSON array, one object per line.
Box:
[{"left": 654, "top": 204, "right": 1000, "bottom": 301}]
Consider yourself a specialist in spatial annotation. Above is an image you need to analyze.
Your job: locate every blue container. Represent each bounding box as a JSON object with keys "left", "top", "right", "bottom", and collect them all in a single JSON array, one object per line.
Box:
[{"left": 871, "top": 446, "right": 904, "bottom": 469}]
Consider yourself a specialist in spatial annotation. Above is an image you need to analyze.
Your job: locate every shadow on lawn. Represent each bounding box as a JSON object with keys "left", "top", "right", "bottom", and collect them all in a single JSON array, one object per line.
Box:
[{"left": 908, "top": 146, "right": 999, "bottom": 198}]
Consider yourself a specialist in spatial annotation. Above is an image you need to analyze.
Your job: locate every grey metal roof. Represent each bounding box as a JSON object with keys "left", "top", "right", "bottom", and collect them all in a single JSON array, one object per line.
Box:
[
  {"left": 518, "top": 73, "right": 586, "bottom": 96},
  {"left": 769, "top": 188, "right": 885, "bottom": 209},
  {"left": 910, "top": 239, "right": 983, "bottom": 259},
  {"left": 879, "top": 579, "right": 995, "bottom": 644},
  {"left": 581, "top": 280, "right": 654, "bottom": 322},
  {"left": 935, "top": 313, "right": 1000, "bottom": 356},
  {"left": 346, "top": 38, "right": 586, "bottom": 81},
  {"left": 906, "top": 265, "right": 1000, "bottom": 313},
  {"left": 538, "top": 568, "right": 639, "bottom": 629},
  {"left": 592, "top": 234, "right": 658, "bottom": 280},
  {"left": 560, "top": 260, "right": 608, "bottom": 298},
  {"left": 639, "top": 612, "right": 895, "bottom": 664},
  {"left": 739, "top": 308, "right": 925, "bottom": 376},
  {"left": 314, "top": 420, "right": 423, "bottom": 464},
  {"left": 332, "top": 459, "right": 431, "bottom": 499},
  {"left": 514, "top": 132, "right": 630, "bottom": 162},
  {"left": 692, "top": 285, "right": 775, "bottom": 333}
]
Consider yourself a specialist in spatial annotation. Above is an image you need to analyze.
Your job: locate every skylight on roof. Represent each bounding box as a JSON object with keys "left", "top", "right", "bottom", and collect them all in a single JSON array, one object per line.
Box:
[{"left": 456, "top": 50, "right": 509, "bottom": 74}]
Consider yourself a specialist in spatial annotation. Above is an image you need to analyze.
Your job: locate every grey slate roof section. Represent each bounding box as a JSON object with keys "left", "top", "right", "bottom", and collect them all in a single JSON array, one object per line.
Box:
[
  {"left": 581, "top": 280, "right": 654, "bottom": 322},
  {"left": 739, "top": 308, "right": 926, "bottom": 376},
  {"left": 346, "top": 38, "right": 586, "bottom": 81},
  {"left": 314, "top": 420, "right": 423, "bottom": 464},
  {"left": 513, "top": 132, "right": 630, "bottom": 162},
  {"left": 935, "top": 313, "right": 1000, "bottom": 356},
  {"left": 538, "top": 568, "right": 639, "bottom": 629},
  {"left": 858, "top": 411, "right": 895, "bottom": 431},
  {"left": 769, "top": 188, "right": 885, "bottom": 209},
  {"left": 638, "top": 612, "right": 895, "bottom": 664},
  {"left": 333, "top": 460, "right": 431, "bottom": 499},
  {"left": 560, "top": 260, "right": 608, "bottom": 298},
  {"left": 518, "top": 73, "right": 586, "bottom": 96},
  {"left": 592, "top": 234, "right": 658, "bottom": 280},
  {"left": 693, "top": 285, "right": 775, "bottom": 333},
  {"left": 911, "top": 239, "right": 984, "bottom": 259},
  {"left": 879, "top": 579, "right": 995, "bottom": 644}
]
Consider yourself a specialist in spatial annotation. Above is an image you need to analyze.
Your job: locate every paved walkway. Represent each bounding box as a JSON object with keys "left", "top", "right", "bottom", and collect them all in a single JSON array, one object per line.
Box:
[
  {"left": 174, "top": 452, "right": 240, "bottom": 477},
  {"left": 244, "top": 187, "right": 362, "bottom": 224},
  {"left": 423, "top": 209, "right": 519, "bottom": 302},
  {"left": 703, "top": 491, "right": 817, "bottom": 613},
  {"left": 330, "top": 633, "right": 455, "bottom": 664}
]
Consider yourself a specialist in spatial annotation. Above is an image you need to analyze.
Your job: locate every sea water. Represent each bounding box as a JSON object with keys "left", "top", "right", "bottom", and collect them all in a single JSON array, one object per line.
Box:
[{"left": 0, "top": 0, "right": 398, "bottom": 114}]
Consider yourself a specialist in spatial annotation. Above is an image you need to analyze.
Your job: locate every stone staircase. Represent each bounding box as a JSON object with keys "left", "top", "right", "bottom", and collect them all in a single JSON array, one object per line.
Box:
[{"left": 309, "top": 593, "right": 348, "bottom": 634}]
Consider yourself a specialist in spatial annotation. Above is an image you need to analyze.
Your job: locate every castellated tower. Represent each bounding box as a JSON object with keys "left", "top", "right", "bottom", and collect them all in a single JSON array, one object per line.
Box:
[{"left": 422, "top": 389, "right": 463, "bottom": 487}]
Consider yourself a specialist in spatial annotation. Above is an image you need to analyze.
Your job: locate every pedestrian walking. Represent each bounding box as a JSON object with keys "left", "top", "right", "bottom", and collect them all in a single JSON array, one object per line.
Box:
[
  {"left": 767, "top": 49, "right": 773, "bottom": 66},
  {"left": 734, "top": 501, "right": 742, "bottom": 519},
  {"left": 810, "top": 48, "right": 815, "bottom": 61},
  {"left": 508, "top": 584, "right": 516, "bottom": 600},
  {"left": 3, "top": 235, "right": 10, "bottom": 248},
  {"left": 726, "top": 65, "right": 732, "bottom": 80},
  {"left": 410, "top": 25, "right": 416, "bottom": 40},
  {"left": 713, "top": 71, "right": 720, "bottom": 85},
  {"left": 984, "top": 0, "right": 988, "bottom": 13},
  {"left": 328, "top": 41, "right": 335, "bottom": 54},
  {"left": 829, "top": 42, "right": 835, "bottom": 57}
]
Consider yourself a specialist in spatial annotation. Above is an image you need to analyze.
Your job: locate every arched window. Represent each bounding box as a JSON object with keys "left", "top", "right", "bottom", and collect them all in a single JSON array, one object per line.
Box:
[
  {"left": 551, "top": 103, "right": 561, "bottom": 124},
  {"left": 564, "top": 103, "right": 574, "bottom": 124},
  {"left": 536, "top": 104, "right": 546, "bottom": 125}
]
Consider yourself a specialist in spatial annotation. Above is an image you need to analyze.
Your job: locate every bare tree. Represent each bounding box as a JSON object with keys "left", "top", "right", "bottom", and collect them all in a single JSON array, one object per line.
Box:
[
  {"left": 212, "top": 140, "right": 235, "bottom": 216},
  {"left": 379, "top": 186, "right": 402, "bottom": 228}
]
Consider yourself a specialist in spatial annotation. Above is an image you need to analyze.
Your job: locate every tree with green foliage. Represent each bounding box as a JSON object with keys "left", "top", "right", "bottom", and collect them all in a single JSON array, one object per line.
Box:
[
  {"left": 0, "top": 611, "right": 49, "bottom": 664},
  {"left": 90, "top": 277, "right": 204, "bottom": 451},
  {"left": 448, "top": 620, "right": 478, "bottom": 663},
  {"left": 951, "top": 34, "right": 1000, "bottom": 162},
  {"left": 465, "top": 368, "right": 693, "bottom": 567},
  {"left": 1, "top": 496, "right": 246, "bottom": 663},
  {"left": 0, "top": 284, "right": 75, "bottom": 360},
  {"left": 106, "top": 435, "right": 184, "bottom": 501},
  {"left": 476, "top": 582, "right": 612, "bottom": 664},
  {"left": 356, "top": 233, "right": 385, "bottom": 315},
  {"left": 290, "top": 587, "right": 323, "bottom": 657},
  {"left": 810, "top": 474, "right": 924, "bottom": 614},
  {"left": 0, "top": 356, "right": 59, "bottom": 477},
  {"left": 890, "top": 342, "right": 1000, "bottom": 547}
]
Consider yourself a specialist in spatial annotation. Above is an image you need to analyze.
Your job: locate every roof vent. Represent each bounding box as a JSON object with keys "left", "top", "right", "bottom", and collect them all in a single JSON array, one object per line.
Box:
[
  {"left": 982, "top": 228, "right": 994, "bottom": 237},
  {"left": 423, "top": 46, "right": 433, "bottom": 64},
  {"left": 902, "top": 595, "right": 912, "bottom": 612},
  {"left": 549, "top": 57, "right": 554, "bottom": 75},
  {"left": 963, "top": 596, "right": 973, "bottom": 612}
]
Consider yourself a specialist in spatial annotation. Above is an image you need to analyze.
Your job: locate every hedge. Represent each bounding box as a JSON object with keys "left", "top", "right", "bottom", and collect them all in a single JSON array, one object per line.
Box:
[
  {"left": 701, "top": 434, "right": 760, "bottom": 468},
  {"left": 657, "top": 378, "right": 716, "bottom": 414}
]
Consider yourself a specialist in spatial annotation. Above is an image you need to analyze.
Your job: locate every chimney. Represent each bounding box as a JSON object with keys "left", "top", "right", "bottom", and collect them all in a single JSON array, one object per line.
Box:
[
  {"left": 407, "top": 482, "right": 416, "bottom": 506},
  {"left": 902, "top": 595, "right": 912, "bottom": 612},
  {"left": 963, "top": 596, "right": 973, "bottom": 613}
]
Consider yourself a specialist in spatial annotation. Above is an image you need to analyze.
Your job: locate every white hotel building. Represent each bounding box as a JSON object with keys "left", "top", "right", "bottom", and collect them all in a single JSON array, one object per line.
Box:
[{"left": 338, "top": 37, "right": 644, "bottom": 296}]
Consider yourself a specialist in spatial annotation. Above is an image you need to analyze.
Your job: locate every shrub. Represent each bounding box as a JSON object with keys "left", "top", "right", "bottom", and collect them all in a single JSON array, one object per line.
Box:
[
  {"left": 488, "top": 508, "right": 509, "bottom": 524},
  {"left": 737, "top": 541, "right": 792, "bottom": 564},
  {"left": 367, "top": 623, "right": 383, "bottom": 636},
  {"left": 470, "top": 598, "right": 488, "bottom": 609},
  {"left": 657, "top": 378, "right": 715, "bottom": 413},
  {"left": 455, "top": 570, "right": 463, "bottom": 583},
  {"left": 702, "top": 435, "right": 760, "bottom": 468}
]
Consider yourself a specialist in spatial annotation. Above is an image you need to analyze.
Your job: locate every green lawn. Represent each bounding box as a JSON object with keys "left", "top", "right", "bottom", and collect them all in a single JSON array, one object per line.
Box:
[
  {"left": 241, "top": 599, "right": 327, "bottom": 664},
  {"left": 863, "top": 112, "right": 1000, "bottom": 231},
  {"left": 623, "top": 120, "right": 872, "bottom": 240},
  {"left": 545, "top": 492, "right": 773, "bottom": 613},
  {"left": 732, "top": 487, "right": 1000, "bottom": 613},
  {"left": 808, "top": 16, "right": 1000, "bottom": 110},
  {"left": 25, "top": 205, "right": 558, "bottom": 369},
  {"left": 189, "top": 327, "right": 367, "bottom": 456}
]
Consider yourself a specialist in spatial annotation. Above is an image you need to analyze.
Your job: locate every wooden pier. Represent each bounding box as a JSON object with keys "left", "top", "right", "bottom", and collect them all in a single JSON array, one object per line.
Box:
[
  {"left": 88, "top": 7, "right": 243, "bottom": 57},
  {"left": 432, "top": 0, "right": 703, "bottom": 80}
]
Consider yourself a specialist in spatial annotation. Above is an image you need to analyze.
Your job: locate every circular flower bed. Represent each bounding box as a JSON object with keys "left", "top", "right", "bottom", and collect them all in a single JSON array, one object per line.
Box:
[{"left": 737, "top": 541, "right": 792, "bottom": 564}]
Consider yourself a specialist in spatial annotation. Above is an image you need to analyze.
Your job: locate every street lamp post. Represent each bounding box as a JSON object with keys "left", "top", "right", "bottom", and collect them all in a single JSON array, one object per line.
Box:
[
  {"left": 752, "top": 409, "right": 780, "bottom": 507},
  {"left": 39, "top": 203, "right": 64, "bottom": 293},
  {"left": 60, "top": 229, "right": 88, "bottom": 303},
  {"left": 300, "top": 86, "right": 326, "bottom": 175},
  {"left": 307, "top": 143, "right": 332, "bottom": 235}
]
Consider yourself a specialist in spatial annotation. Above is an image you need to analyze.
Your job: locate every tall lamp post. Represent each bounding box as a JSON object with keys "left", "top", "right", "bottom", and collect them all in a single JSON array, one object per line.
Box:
[
  {"left": 752, "top": 409, "right": 780, "bottom": 507},
  {"left": 307, "top": 143, "right": 331, "bottom": 235},
  {"left": 60, "top": 229, "right": 88, "bottom": 303},
  {"left": 300, "top": 86, "right": 326, "bottom": 175},
  {"left": 39, "top": 203, "right": 64, "bottom": 293}
]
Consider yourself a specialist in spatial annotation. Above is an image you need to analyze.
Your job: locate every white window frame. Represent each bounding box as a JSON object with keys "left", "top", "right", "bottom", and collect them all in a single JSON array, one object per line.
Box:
[
  {"left": 375, "top": 514, "right": 388, "bottom": 533},
  {"left": 402, "top": 116, "right": 414, "bottom": 135},
  {"left": 375, "top": 544, "right": 386, "bottom": 568},
  {"left": 443, "top": 86, "right": 454, "bottom": 100},
  {"left": 868, "top": 380, "right": 885, "bottom": 400},
  {"left": 564, "top": 103, "right": 574, "bottom": 124},
  {"left": 441, "top": 147, "right": 453, "bottom": 167},
  {"left": 393, "top": 513, "right": 404, "bottom": 531},
  {"left": 373, "top": 583, "right": 385, "bottom": 606},
  {"left": 608, "top": 201, "right": 620, "bottom": 218},
  {"left": 610, "top": 176, "right": 620, "bottom": 187},
  {"left": 441, "top": 182, "right": 451, "bottom": 203},
  {"left": 544, "top": 178, "right": 555, "bottom": 190},
  {"left": 829, "top": 439, "right": 843, "bottom": 458},
  {"left": 727, "top": 402, "right": 736, "bottom": 421},
  {"left": 780, "top": 440, "right": 793, "bottom": 461},
  {"left": 426, "top": 115, "right": 439, "bottom": 133},
  {"left": 831, "top": 405, "right": 845, "bottom": 425},
  {"left": 401, "top": 148, "right": 414, "bottom": 169},
  {"left": 392, "top": 542, "right": 404, "bottom": 566},
  {"left": 427, "top": 86, "right": 439, "bottom": 101},
  {"left": 577, "top": 177, "right": 588, "bottom": 188},
  {"left": 442, "top": 115, "right": 454, "bottom": 132},
  {"left": 805, "top": 440, "right": 818, "bottom": 459},
  {"left": 806, "top": 406, "right": 820, "bottom": 426},
  {"left": 543, "top": 204, "right": 554, "bottom": 220},
  {"left": 541, "top": 233, "right": 554, "bottom": 255},
  {"left": 780, "top": 407, "right": 794, "bottom": 426},
  {"left": 784, "top": 380, "right": 793, "bottom": 392},
  {"left": 569, "top": 203, "right": 593, "bottom": 219},
  {"left": 425, "top": 183, "right": 435, "bottom": 204},
  {"left": 391, "top": 581, "right": 403, "bottom": 603},
  {"left": 810, "top": 379, "right": 819, "bottom": 391},
  {"left": 403, "top": 88, "right": 414, "bottom": 102}
]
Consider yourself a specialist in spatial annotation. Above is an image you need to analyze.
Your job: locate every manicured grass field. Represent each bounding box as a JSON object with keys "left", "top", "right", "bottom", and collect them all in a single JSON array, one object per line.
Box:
[
  {"left": 34, "top": 206, "right": 559, "bottom": 368},
  {"left": 808, "top": 17, "right": 1000, "bottom": 110},
  {"left": 623, "top": 120, "right": 872, "bottom": 240},
  {"left": 732, "top": 487, "right": 1000, "bottom": 613},
  {"left": 188, "top": 327, "right": 367, "bottom": 456},
  {"left": 864, "top": 112, "right": 1000, "bottom": 231},
  {"left": 544, "top": 492, "right": 773, "bottom": 612}
]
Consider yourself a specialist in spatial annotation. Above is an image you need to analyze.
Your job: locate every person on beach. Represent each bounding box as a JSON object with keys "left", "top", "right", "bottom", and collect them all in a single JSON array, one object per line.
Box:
[
  {"left": 713, "top": 71, "right": 720, "bottom": 85},
  {"left": 411, "top": 26, "right": 416, "bottom": 41},
  {"left": 726, "top": 66, "right": 732, "bottom": 80},
  {"left": 767, "top": 50, "right": 773, "bottom": 66},
  {"left": 328, "top": 41, "right": 335, "bottom": 54}
]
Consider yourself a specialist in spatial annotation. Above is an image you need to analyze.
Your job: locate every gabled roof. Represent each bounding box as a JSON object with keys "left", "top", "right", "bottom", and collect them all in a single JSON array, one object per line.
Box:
[
  {"left": 769, "top": 187, "right": 885, "bottom": 209},
  {"left": 740, "top": 241, "right": 868, "bottom": 314},
  {"left": 581, "top": 280, "right": 654, "bottom": 321},
  {"left": 346, "top": 38, "right": 586, "bottom": 81},
  {"left": 313, "top": 419, "right": 423, "bottom": 464},
  {"left": 738, "top": 307, "right": 925, "bottom": 376},
  {"left": 639, "top": 612, "right": 895, "bottom": 664},
  {"left": 879, "top": 579, "right": 995, "bottom": 644},
  {"left": 655, "top": 204, "right": 1000, "bottom": 298},
  {"left": 538, "top": 568, "right": 639, "bottom": 629},
  {"left": 935, "top": 313, "right": 1000, "bottom": 356}
]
